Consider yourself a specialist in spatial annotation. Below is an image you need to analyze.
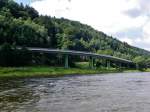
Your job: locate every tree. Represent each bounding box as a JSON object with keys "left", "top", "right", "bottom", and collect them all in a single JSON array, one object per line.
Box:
[
  {"left": 0, "top": 0, "right": 150, "bottom": 67},
  {"left": 133, "top": 56, "right": 147, "bottom": 70}
]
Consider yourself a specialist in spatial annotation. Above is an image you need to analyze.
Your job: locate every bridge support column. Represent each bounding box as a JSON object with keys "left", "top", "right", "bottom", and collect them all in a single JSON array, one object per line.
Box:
[
  {"left": 64, "top": 54, "right": 69, "bottom": 68},
  {"left": 89, "top": 57, "right": 94, "bottom": 69},
  {"left": 119, "top": 63, "right": 122, "bottom": 69},
  {"left": 136, "top": 63, "right": 139, "bottom": 70},
  {"left": 127, "top": 63, "right": 130, "bottom": 69},
  {"left": 107, "top": 60, "right": 110, "bottom": 69},
  {"left": 41, "top": 53, "right": 45, "bottom": 65}
]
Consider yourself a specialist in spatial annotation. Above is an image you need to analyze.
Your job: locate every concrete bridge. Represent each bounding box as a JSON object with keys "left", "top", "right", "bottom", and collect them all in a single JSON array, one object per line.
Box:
[{"left": 24, "top": 47, "right": 133, "bottom": 69}]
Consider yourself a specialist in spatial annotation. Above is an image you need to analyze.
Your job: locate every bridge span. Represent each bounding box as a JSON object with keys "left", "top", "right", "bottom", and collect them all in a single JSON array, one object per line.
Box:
[{"left": 22, "top": 47, "right": 134, "bottom": 69}]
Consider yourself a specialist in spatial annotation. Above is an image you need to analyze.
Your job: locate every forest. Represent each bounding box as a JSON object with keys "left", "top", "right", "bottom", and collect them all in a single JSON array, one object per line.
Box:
[{"left": 0, "top": 0, "right": 150, "bottom": 69}]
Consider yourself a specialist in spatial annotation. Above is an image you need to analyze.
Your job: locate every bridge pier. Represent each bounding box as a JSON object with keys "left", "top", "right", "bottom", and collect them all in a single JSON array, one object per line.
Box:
[
  {"left": 136, "top": 63, "right": 139, "bottom": 70},
  {"left": 41, "top": 53, "right": 46, "bottom": 65},
  {"left": 106, "top": 60, "right": 110, "bottom": 69},
  {"left": 89, "top": 57, "right": 94, "bottom": 69},
  {"left": 119, "top": 63, "right": 122, "bottom": 69},
  {"left": 127, "top": 63, "right": 130, "bottom": 69},
  {"left": 64, "top": 54, "right": 69, "bottom": 68}
]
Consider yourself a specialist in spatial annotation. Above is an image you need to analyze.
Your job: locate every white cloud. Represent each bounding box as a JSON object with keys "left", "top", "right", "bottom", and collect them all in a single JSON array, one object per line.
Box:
[
  {"left": 30, "top": 0, "right": 71, "bottom": 16},
  {"left": 31, "top": 0, "right": 144, "bottom": 33},
  {"left": 30, "top": 0, "right": 150, "bottom": 51},
  {"left": 120, "top": 37, "right": 133, "bottom": 45},
  {"left": 143, "top": 21, "right": 150, "bottom": 43}
]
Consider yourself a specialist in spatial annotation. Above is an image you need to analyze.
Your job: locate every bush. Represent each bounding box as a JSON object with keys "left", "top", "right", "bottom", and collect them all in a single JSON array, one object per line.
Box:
[{"left": 0, "top": 43, "right": 32, "bottom": 66}]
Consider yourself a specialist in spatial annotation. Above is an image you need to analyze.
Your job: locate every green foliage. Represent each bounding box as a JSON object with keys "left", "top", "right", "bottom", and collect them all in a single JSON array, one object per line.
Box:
[
  {"left": 133, "top": 56, "right": 147, "bottom": 70},
  {"left": 0, "top": 0, "right": 150, "bottom": 67},
  {"left": 97, "top": 49, "right": 113, "bottom": 55},
  {"left": 0, "top": 15, "right": 48, "bottom": 47},
  {"left": 0, "top": 66, "right": 122, "bottom": 78},
  {"left": 0, "top": 43, "right": 32, "bottom": 66}
]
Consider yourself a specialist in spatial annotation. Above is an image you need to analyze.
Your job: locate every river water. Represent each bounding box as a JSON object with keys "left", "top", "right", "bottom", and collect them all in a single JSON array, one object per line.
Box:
[{"left": 1, "top": 72, "right": 150, "bottom": 112}]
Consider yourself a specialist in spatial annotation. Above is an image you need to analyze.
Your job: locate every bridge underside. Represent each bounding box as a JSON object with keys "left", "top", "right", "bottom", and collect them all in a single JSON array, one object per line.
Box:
[{"left": 22, "top": 47, "right": 134, "bottom": 69}]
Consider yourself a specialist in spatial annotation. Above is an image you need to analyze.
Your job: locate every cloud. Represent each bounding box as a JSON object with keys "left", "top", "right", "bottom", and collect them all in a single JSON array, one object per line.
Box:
[
  {"left": 115, "top": 21, "right": 150, "bottom": 51},
  {"left": 124, "top": 0, "right": 150, "bottom": 18},
  {"left": 142, "top": 21, "right": 150, "bottom": 44},
  {"left": 124, "top": 8, "right": 142, "bottom": 18},
  {"left": 114, "top": 27, "right": 143, "bottom": 39},
  {"left": 30, "top": 0, "right": 150, "bottom": 51},
  {"left": 120, "top": 37, "right": 133, "bottom": 45}
]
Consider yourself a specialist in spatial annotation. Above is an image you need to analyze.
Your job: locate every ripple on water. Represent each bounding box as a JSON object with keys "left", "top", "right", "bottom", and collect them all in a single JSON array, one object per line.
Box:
[{"left": 1, "top": 72, "right": 150, "bottom": 112}]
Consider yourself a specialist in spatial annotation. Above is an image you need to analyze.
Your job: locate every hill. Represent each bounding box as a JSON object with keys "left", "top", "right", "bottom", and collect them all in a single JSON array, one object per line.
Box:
[{"left": 0, "top": 0, "right": 150, "bottom": 67}]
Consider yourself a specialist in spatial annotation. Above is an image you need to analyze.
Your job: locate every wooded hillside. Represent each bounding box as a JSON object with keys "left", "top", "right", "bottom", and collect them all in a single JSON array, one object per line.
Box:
[{"left": 0, "top": 0, "right": 149, "bottom": 68}]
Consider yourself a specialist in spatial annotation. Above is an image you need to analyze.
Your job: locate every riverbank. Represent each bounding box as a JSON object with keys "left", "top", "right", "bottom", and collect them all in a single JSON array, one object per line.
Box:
[
  {"left": 0, "top": 66, "right": 149, "bottom": 78},
  {"left": 0, "top": 66, "right": 118, "bottom": 78}
]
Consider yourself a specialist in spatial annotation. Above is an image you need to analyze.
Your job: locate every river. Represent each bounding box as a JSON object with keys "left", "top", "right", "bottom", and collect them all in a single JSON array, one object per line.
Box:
[{"left": 1, "top": 72, "right": 150, "bottom": 112}]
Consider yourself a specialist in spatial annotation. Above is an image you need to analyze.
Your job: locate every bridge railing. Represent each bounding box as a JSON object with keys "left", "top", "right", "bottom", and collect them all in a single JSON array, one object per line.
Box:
[
  {"left": 26, "top": 47, "right": 133, "bottom": 63},
  {"left": 17, "top": 47, "right": 134, "bottom": 68}
]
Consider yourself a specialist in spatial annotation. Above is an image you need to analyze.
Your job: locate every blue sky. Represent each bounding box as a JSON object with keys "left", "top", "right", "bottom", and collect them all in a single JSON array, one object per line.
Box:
[
  {"left": 15, "top": 0, "right": 150, "bottom": 51},
  {"left": 16, "top": 0, "right": 30, "bottom": 5}
]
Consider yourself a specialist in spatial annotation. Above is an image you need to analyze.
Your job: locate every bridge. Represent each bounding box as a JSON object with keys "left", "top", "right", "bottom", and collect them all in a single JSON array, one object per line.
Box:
[{"left": 23, "top": 47, "right": 134, "bottom": 69}]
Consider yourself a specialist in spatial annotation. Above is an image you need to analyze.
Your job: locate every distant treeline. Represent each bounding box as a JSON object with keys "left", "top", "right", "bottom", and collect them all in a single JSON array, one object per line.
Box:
[{"left": 0, "top": 0, "right": 150, "bottom": 69}]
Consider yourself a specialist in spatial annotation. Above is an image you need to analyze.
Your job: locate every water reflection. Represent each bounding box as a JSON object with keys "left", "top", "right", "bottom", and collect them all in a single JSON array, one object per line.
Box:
[{"left": 0, "top": 72, "right": 150, "bottom": 112}]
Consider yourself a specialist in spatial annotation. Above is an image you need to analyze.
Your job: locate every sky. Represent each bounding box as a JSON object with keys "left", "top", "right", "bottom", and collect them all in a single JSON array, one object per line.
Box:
[{"left": 15, "top": 0, "right": 150, "bottom": 51}]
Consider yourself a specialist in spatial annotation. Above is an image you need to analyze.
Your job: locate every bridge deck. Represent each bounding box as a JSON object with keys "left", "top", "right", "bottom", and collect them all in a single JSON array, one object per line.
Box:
[{"left": 26, "top": 47, "right": 133, "bottom": 64}]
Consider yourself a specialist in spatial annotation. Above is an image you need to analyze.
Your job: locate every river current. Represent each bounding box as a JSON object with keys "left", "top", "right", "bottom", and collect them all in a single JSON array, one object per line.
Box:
[{"left": 1, "top": 72, "right": 150, "bottom": 112}]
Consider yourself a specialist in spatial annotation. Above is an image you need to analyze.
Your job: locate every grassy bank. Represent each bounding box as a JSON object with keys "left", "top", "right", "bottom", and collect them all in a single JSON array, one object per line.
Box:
[
  {"left": 0, "top": 66, "right": 149, "bottom": 78},
  {"left": 0, "top": 66, "right": 124, "bottom": 78},
  {"left": 123, "top": 69, "right": 150, "bottom": 73}
]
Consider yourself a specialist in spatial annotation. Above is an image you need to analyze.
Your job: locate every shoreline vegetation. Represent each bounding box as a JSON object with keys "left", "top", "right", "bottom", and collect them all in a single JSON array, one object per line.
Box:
[
  {"left": 0, "top": 0, "right": 150, "bottom": 73},
  {"left": 0, "top": 66, "right": 149, "bottom": 78},
  {"left": 0, "top": 1, "right": 150, "bottom": 69}
]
